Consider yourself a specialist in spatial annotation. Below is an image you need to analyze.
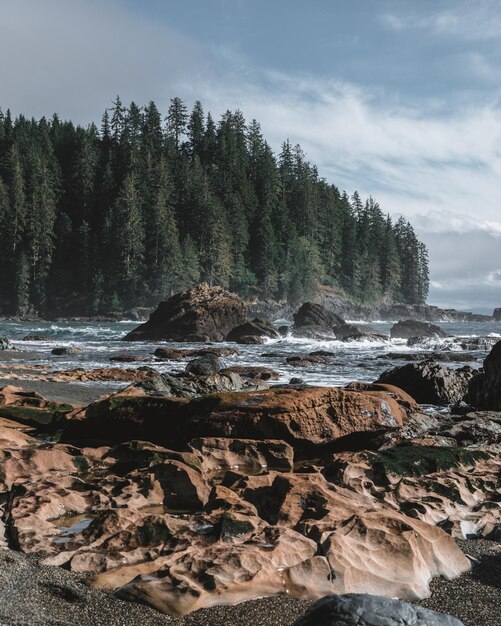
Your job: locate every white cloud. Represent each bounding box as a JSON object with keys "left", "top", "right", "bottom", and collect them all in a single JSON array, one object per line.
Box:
[{"left": 382, "top": 2, "right": 501, "bottom": 41}]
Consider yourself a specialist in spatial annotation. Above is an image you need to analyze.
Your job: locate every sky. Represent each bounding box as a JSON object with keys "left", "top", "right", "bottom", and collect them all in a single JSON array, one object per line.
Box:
[{"left": 1, "top": 0, "right": 501, "bottom": 313}]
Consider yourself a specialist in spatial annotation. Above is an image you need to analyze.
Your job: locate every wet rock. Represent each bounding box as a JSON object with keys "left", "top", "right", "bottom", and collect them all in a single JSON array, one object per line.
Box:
[
  {"left": 391, "top": 320, "right": 448, "bottom": 340},
  {"left": 134, "top": 370, "right": 267, "bottom": 399},
  {"left": 123, "top": 284, "right": 246, "bottom": 342},
  {"left": 236, "top": 335, "right": 265, "bottom": 345},
  {"left": 378, "top": 352, "right": 478, "bottom": 363},
  {"left": 286, "top": 355, "right": 331, "bottom": 367},
  {"left": 333, "top": 324, "right": 388, "bottom": 342},
  {"left": 468, "top": 340, "right": 501, "bottom": 410},
  {"left": 289, "top": 377, "right": 305, "bottom": 385},
  {"left": 110, "top": 355, "right": 142, "bottom": 363},
  {"left": 277, "top": 325, "right": 290, "bottom": 336},
  {"left": 292, "top": 303, "right": 345, "bottom": 339},
  {"left": 219, "top": 366, "right": 279, "bottom": 381},
  {"left": 51, "top": 347, "right": 83, "bottom": 356},
  {"left": 377, "top": 361, "right": 477, "bottom": 405},
  {"left": 226, "top": 318, "right": 280, "bottom": 342},
  {"left": 22, "top": 335, "right": 50, "bottom": 341},
  {"left": 185, "top": 354, "right": 223, "bottom": 376},
  {"left": 153, "top": 346, "right": 239, "bottom": 360},
  {"left": 66, "top": 386, "right": 415, "bottom": 452},
  {"left": 493, "top": 307, "right": 501, "bottom": 320},
  {"left": 293, "top": 593, "right": 464, "bottom": 626},
  {"left": 0, "top": 338, "right": 15, "bottom": 351}
]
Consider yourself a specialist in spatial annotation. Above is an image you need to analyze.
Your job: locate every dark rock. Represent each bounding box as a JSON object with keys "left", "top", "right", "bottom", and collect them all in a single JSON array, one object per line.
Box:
[
  {"left": 391, "top": 320, "right": 448, "bottom": 340},
  {"left": 22, "top": 335, "right": 50, "bottom": 341},
  {"left": 219, "top": 366, "right": 279, "bottom": 381},
  {"left": 236, "top": 335, "right": 265, "bottom": 345},
  {"left": 292, "top": 302, "right": 345, "bottom": 339},
  {"left": 310, "top": 350, "right": 336, "bottom": 357},
  {"left": 333, "top": 323, "right": 388, "bottom": 342},
  {"left": 226, "top": 318, "right": 280, "bottom": 342},
  {"left": 378, "top": 352, "right": 479, "bottom": 363},
  {"left": 286, "top": 355, "right": 331, "bottom": 367},
  {"left": 0, "top": 338, "right": 15, "bottom": 351},
  {"left": 154, "top": 346, "right": 239, "bottom": 360},
  {"left": 289, "top": 377, "right": 305, "bottom": 385},
  {"left": 292, "top": 593, "right": 464, "bottom": 626},
  {"left": 51, "top": 347, "right": 82, "bottom": 356},
  {"left": 277, "top": 325, "right": 291, "bottom": 336},
  {"left": 136, "top": 371, "right": 265, "bottom": 399},
  {"left": 468, "top": 339, "right": 501, "bottom": 410},
  {"left": 261, "top": 351, "right": 291, "bottom": 358},
  {"left": 123, "top": 284, "right": 246, "bottom": 342},
  {"left": 378, "top": 360, "right": 478, "bottom": 405},
  {"left": 185, "top": 354, "right": 223, "bottom": 376},
  {"left": 493, "top": 307, "right": 501, "bottom": 320},
  {"left": 110, "top": 355, "right": 142, "bottom": 363}
]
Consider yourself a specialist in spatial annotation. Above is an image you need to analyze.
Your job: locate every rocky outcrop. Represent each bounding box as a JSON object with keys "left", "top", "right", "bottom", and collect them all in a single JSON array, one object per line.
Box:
[
  {"left": 123, "top": 284, "right": 246, "bottom": 342},
  {"left": 391, "top": 320, "right": 448, "bottom": 340},
  {"left": 333, "top": 323, "right": 388, "bottom": 342},
  {"left": 468, "top": 339, "right": 501, "bottom": 410},
  {"left": 493, "top": 307, "right": 501, "bottom": 320},
  {"left": 226, "top": 318, "right": 280, "bottom": 342},
  {"left": 153, "top": 346, "right": 239, "bottom": 360},
  {"left": 0, "top": 385, "right": 73, "bottom": 428},
  {"left": 378, "top": 361, "right": 477, "bottom": 405},
  {"left": 185, "top": 354, "right": 223, "bottom": 376},
  {"left": 0, "top": 385, "right": 476, "bottom": 617},
  {"left": 293, "top": 594, "right": 464, "bottom": 626},
  {"left": 292, "top": 303, "right": 345, "bottom": 339},
  {"left": 0, "top": 338, "right": 15, "bottom": 351},
  {"left": 51, "top": 347, "right": 83, "bottom": 356},
  {"left": 64, "top": 385, "right": 416, "bottom": 452}
]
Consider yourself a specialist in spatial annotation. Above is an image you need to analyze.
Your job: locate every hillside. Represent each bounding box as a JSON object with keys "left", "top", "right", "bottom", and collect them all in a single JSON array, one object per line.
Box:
[{"left": 0, "top": 98, "right": 428, "bottom": 316}]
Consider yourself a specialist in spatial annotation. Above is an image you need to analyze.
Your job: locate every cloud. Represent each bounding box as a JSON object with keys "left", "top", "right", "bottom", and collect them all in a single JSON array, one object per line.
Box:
[
  {"left": 382, "top": 1, "right": 501, "bottom": 41},
  {"left": 2, "top": 0, "right": 501, "bottom": 310}
]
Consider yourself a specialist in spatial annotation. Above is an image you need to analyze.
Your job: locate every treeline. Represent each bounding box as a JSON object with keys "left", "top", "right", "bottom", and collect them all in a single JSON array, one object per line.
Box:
[{"left": 0, "top": 98, "right": 429, "bottom": 316}]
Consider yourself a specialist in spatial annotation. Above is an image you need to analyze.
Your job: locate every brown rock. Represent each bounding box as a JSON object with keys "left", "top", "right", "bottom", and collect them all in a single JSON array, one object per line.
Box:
[{"left": 123, "top": 284, "right": 246, "bottom": 342}]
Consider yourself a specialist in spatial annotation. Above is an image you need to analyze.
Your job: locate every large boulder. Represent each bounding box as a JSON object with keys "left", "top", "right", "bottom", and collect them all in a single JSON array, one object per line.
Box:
[
  {"left": 493, "top": 307, "right": 501, "bottom": 320},
  {"left": 468, "top": 339, "right": 501, "bottom": 409},
  {"left": 292, "top": 594, "right": 464, "bottom": 626},
  {"left": 391, "top": 320, "right": 448, "bottom": 340},
  {"left": 185, "top": 354, "right": 223, "bottom": 376},
  {"left": 333, "top": 324, "right": 388, "bottom": 342},
  {"left": 378, "top": 361, "right": 477, "bottom": 405},
  {"left": 293, "top": 303, "right": 345, "bottom": 339},
  {"left": 123, "top": 284, "right": 246, "bottom": 342},
  {"left": 63, "top": 385, "right": 416, "bottom": 453},
  {"left": 226, "top": 318, "right": 280, "bottom": 342}
]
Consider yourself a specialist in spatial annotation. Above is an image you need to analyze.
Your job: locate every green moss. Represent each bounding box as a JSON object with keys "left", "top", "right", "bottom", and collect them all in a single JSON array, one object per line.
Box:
[
  {"left": 73, "top": 455, "right": 90, "bottom": 471},
  {"left": 219, "top": 512, "right": 254, "bottom": 540},
  {"left": 426, "top": 480, "right": 462, "bottom": 503},
  {"left": 372, "top": 446, "right": 489, "bottom": 478},
  {"left": 0, "top": 406, "right": 54, "bottom": 425}
]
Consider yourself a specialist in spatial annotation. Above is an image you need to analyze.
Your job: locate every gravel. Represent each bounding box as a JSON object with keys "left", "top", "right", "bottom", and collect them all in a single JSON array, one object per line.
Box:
[{"left": 0, "top": 539, "right": 498, "bottom": 626}]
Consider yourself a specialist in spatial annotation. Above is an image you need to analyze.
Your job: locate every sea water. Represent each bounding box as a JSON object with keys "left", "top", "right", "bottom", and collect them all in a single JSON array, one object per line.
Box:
[{"left": 0, "top": 319, "right": 500, "bottom": 388}]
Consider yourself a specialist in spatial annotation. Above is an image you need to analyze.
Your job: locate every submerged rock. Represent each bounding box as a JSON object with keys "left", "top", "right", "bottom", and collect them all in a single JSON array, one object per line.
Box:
[
  {"left": 123, "top": 284, "right": 246, "bottom": 342},
  {"left": 377, "top": 361, "right": 477, "bottom": 405}
]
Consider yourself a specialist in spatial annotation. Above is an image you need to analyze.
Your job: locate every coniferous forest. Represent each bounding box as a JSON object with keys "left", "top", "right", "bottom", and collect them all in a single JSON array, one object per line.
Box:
[{"left": 0, "top": 98, "right": 429, "bottom": 316}]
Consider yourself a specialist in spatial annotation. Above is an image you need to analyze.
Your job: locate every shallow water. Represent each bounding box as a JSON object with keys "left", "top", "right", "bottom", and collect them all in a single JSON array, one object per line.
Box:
[{"left": 1, "top": 318, "right": 500, "bottom": 388}]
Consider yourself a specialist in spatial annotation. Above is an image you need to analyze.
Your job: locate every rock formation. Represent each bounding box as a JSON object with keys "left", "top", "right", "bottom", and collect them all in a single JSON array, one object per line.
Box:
[
  {"left": 468, "top": 339, "right": 501, "bottom": 410},
  {"left": 390, "top": 320, "right": 448, "bottom": 340},
  {"left": 377, "top": 361, "right": 477, "bottom": 405},
  {"left": 123, "top": 284, "right": 246, "bottom": 342}
]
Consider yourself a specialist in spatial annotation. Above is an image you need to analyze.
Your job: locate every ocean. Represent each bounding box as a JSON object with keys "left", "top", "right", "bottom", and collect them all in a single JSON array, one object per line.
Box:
[{"left": 1, "top": 318, "right": 500, "bottom": 390}]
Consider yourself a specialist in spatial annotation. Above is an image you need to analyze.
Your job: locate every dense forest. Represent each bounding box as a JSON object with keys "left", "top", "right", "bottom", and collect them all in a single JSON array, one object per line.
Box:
[{"left": 0, "top": 98, "right": 429, "bottom": 316}]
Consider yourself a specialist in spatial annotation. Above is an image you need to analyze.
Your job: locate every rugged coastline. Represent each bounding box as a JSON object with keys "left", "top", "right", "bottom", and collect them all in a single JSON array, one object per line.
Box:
[{"left": 0, "top": 286, "right": 499, "bottom": 625}]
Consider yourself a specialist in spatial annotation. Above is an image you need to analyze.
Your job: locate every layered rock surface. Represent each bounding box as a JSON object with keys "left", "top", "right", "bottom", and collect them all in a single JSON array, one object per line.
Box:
[{"left": 1, "top": 381, "right": 494, "bottom": 618}]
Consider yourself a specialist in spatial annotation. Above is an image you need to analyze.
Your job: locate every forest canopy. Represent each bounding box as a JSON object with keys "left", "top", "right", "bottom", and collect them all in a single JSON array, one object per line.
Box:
[{"left": 0, "top": 98, "right": 429, "bottom": 316}]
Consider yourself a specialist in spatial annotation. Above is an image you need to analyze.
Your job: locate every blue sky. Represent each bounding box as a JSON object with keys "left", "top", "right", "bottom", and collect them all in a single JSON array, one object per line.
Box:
[{"left": 2, "top": 0, "right": 501, "bottom": 312}]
